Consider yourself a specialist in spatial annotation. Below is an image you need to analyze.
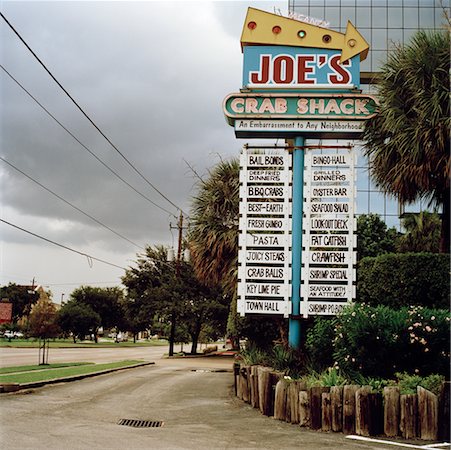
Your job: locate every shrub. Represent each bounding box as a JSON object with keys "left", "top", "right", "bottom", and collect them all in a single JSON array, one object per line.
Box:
[
  {"left": 305, "top": 317, "right": 336, "bottom": 372},
  {"left": 357, "top": 253, "right": 450, "bottom": 309},
  {"left": 299, "top": 368, "right": 348, "bottom": 388},
  {"left": 333, "top": 304, "right": 450, "bottom": 379},
  {"left": 391, "top": 372, "right": 445, "bottom": 396},
  {"left": 240, "top": 343, "right": 268, "bottom": 366}
]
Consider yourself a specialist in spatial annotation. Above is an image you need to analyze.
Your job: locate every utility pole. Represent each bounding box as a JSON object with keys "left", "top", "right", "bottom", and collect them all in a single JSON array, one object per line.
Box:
[{"left": 168, "top": 212, "right": 183, "bottom": 357}]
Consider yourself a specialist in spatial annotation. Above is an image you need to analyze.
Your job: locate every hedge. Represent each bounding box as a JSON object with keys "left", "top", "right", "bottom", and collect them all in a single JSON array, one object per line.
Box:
[{"left": 357, "top": 252, "right": 450, "bottom": 309}]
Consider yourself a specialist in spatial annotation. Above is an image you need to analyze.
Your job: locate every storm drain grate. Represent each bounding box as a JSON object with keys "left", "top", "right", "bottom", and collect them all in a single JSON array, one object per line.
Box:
[{"left": 117, "top": 419, "right": 164, "bottom": 428}]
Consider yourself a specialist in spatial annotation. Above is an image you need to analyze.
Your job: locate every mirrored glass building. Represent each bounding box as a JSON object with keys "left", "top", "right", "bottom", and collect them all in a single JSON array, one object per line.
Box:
[{"left": 287, "top": 0, "right": 449, "bottom": 228}]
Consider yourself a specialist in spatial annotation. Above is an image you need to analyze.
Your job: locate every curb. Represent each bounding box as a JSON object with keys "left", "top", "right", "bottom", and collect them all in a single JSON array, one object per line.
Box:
[{"left": 0, "top": 361, "right": 155, "bottom": 393}]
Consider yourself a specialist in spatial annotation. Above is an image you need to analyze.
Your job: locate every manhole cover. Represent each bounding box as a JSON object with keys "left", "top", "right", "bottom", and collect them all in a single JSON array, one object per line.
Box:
[{"left": 117, "top": 419, "right": 164, "bottom": 428}]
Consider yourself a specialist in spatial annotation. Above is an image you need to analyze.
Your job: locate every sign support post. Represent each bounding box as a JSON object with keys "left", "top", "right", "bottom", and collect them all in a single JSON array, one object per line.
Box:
[{"left": 289, "top": 136, "right": 304, "bottom": 349}]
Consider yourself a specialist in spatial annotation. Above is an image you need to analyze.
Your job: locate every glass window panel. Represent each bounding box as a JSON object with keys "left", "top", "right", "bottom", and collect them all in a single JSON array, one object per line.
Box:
[
  {"left": 372, "top": 50, "right": 388, "bottom": 69},
  {"left": 435, "top": 7, "right": 448, "bottom": 27},
  {"left": 418, "top": 0, "right": 436, "bottom": 6},
  {"left": 403, "top": 0, "right": 420, "bottom": 5},
  {"left": 369, "top": 191, "right": 386, "bottom": 215},
  {"left": 385, "top": 197, "right": 399, "bottom": 216},
  {"left": 324, "top": 6, "right": 340, "bottom": 28},
  {"left": 385, "top": 215, "right": 401, "bottom": 230},
  {"left": 387, "top": 7, "right": 403, "bottom": 28},
  {"left": 404, "top": 7, "right": 419, "bottom": 28},
  {"left": 356, "top": 191, "right": 370, "bottom": 215},
  {"left": 387, "top": 28, "right": 403, "bottom": 45},
  {"left": 389, "top": 0, "right": 403, "bottom": 6},
  {"left": 360, "top": 56, "right": 371, "bottom": 72},
  {"left": 402, "top": 200, "right": 423, "bottom": 214},
  {"left": 309, "top": 6, "right": 325, "bottom": 20},
  {"left": 340, "top": 0, "right": 356, "bottom": 6},
  {"left": 403, "top": 28, "right": 417, "bottom": 43},
  {"left": 356, "top": 7, "right": 371, "bottom": 27},
  {"left": 356, "top": 168, "right": 371, "bottom": 190},
  {"left": 372, "top": 7, "right": 387, "bottom": 28},
  {"left": 341, "top": 7, "right": 356, "bottom": 24},
  {"left": 419, "top": 7, "right": 435, "bottom": 28},
  {"left": 325, "top": 0, "right": 341, "bottom": 5},
  {"left": 356, "top": 149, "right": 368, "bottom": 168},
  {"left": 372, "top": 29, "right": 387, "bottom": 50}
]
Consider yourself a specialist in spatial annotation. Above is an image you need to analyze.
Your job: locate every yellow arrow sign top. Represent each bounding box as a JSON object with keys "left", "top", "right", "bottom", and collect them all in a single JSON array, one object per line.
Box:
[{"left": 241, "top": 8, "right": 369, "bottom": 63}]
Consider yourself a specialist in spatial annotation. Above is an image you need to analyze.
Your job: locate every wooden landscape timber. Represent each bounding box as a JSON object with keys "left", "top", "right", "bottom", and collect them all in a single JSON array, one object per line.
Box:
[{"left": 235, "top": 364, "right": 450, "bottom": 442}]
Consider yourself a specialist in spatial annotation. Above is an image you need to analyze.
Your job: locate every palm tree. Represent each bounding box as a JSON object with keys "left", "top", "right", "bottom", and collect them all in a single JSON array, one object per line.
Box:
[
  {"left": 189, "top": 158, "right": 240, "bottom": 293},
  {"left": 397, "top": 211, "right": 441, "bottom": 253},
  {"left": 189, "top": 158, "right": 240, "bottom": 345},
  {"left": 362, "top": 30, "right": 450, "bottom": 253}
]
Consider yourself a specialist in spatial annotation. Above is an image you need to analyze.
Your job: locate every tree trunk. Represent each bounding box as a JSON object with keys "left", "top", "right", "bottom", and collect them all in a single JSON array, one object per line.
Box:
[
  {"left": 169, "top": 312, "right": 176, "bottom": 357},
  {"left": 190, "top": 317, "right": 202, "bottom": 355}
]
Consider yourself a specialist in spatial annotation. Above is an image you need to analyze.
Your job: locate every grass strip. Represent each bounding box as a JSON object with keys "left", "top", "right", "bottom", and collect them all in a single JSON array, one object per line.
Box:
[
  {"left": 0, "top": 362, "right": 93, "bottom": 375},
  {"left": 0, "top": 360, "right": 145, "bottom": 384}
]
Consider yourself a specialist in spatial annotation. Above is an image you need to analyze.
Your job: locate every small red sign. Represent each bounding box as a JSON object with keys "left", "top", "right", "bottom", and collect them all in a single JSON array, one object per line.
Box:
[{"left": 0, "top": 302, "right": 13, "bottom": 324}]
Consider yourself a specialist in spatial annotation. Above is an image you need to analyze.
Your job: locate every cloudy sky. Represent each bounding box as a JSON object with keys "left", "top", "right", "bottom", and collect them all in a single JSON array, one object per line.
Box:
[{"left": 0, "top": 0, "right": 287, "bottom": 303}]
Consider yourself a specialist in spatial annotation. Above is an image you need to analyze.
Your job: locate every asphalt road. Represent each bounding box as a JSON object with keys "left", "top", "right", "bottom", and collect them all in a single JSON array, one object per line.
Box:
[
  {"left": 0, "top": 344, "right": 169, "bottom": 367},
  {"left": 0, "top": 348, "right": 430, "bottom": 450}
]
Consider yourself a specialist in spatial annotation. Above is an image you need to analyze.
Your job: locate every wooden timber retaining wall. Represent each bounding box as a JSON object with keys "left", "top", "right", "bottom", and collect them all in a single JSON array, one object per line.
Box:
[{"left": 234, "top": 363, "right": 450, "bottom": 441}]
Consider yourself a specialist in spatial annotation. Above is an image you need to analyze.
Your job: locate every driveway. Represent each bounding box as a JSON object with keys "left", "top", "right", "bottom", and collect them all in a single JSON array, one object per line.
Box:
[{"left": 0, "top": 351, "right": 427, "bottom": 450}]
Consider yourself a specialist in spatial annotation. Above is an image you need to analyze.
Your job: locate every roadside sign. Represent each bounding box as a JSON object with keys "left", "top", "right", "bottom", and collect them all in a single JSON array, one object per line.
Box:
[
  {"left": 237, "top": 147, "right": 292, "bottom": 317},
  {"left": 301, "top": 148, "right": 357, "bottom": 317}
]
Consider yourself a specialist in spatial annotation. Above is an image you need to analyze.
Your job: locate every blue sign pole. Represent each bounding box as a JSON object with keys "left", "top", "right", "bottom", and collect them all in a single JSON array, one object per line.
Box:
[{"left": 289, "top": 136, "right": 305, "bottom": 349}]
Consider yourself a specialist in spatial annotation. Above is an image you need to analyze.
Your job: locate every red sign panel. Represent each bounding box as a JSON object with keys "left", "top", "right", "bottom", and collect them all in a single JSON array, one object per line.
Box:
[{"left": 0, "top": 302, "right": 13, "bottom": 324}]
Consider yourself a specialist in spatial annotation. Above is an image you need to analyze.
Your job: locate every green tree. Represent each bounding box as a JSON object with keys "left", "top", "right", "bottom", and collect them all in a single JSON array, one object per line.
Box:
[
  {"left": 357, "top": 213, "right": 399, "bottom": 260},
  {"left": 362, "top": 30, "right": 450, "bottom": 253},
  {"left": 28, "top": 292, "right": 60, "bottom": 365},
  {"left": 70, "top": 286, "right": 124, "bottom": 342},
  {"left": 189, "top": 158, "right": 240, "bottom": 294},
  {"left": 0, "top": 283, "right": 39, "bottom": 322},
  {"left": 57, "top": 301, "right": 101, "bottom": 343},
  {"left": 122, "top": 246, "right": 228, "bottom": 355},
  {"left": 397, "top": 211, "right": 441, "bottom": 253},
  {"left": 189, "top": 158, "right": 240, "bottom": 344}
]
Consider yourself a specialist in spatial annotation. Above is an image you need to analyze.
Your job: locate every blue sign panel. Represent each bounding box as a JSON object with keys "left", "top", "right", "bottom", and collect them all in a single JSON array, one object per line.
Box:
[{"left": 243, "top": 46, "right": 360, "bottom": 91}]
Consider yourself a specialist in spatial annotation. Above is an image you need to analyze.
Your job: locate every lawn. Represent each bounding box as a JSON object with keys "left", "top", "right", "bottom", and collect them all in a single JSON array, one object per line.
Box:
[
  {"left": 0, "top": 362, "right": 93, "bottom": 375},
  {"left": 0, "top": 360, "right": 146, "bottom": 384},
  {"left": 0, "top": 338, "right": 169, "bottom": 348}
]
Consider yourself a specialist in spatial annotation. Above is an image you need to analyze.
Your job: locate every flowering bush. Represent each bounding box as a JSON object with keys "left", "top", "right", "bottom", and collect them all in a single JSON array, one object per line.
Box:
[{"left": 332, "top": 304, "right": 450, "bottom": 379}]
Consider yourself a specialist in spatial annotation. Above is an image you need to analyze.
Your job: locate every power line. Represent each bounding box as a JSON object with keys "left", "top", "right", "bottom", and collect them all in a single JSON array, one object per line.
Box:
[
  {"left": 0, "top": 64, "right": 176, "bottom": 218},
  {"left": 0, "top": 218, "right": 127, "bottom": 270},
  {"left": 0, "top": 156, "right": 145, "bottom": 251},
  {"left": 1, "top": 12, "right": 187, "bottom": 217}
]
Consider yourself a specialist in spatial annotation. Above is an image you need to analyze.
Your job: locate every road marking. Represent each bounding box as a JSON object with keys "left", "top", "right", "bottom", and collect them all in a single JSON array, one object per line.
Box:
[{"left": 346, "top": 435, "right": 451, "bottom": 449}]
